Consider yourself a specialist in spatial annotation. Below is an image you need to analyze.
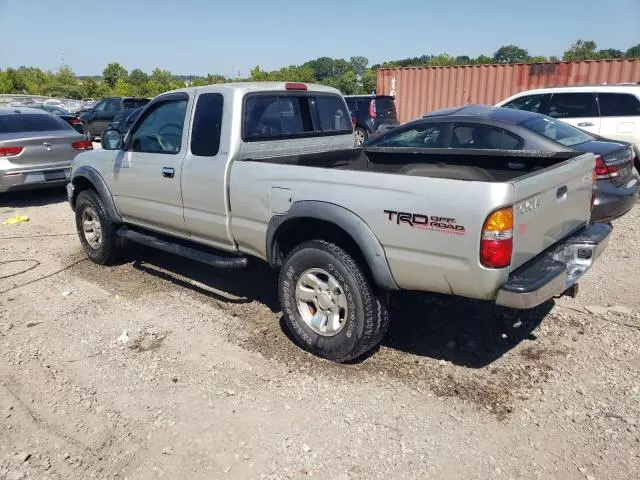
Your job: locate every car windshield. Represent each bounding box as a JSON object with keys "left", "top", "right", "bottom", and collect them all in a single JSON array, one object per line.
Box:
[{"left": 519, "top": 115, "right": 594, "bottom": 147}]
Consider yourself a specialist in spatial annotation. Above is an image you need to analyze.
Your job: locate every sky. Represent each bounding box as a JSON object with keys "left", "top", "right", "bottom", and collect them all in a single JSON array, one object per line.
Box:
[{"left": 1, "top": 0, "right": 638, "bottom": 77}]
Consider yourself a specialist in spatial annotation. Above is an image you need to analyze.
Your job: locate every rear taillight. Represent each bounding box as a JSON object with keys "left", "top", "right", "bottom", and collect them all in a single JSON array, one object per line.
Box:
[
  {"left": 0, "top": 147, "right": 23, "bottom": 157},
  {"left": 480, "top": 206, "right": 513, "bottom": 269},
  {"left": 72, "top": 140, "right": 93, "bottom": 150},
  {"left": 594, "top": 155, "right": 620, "bottom": 180},
  {"left": 369, "top": 99, "right": 376, "bottom": 118},
  {"left": 70, "top": 118, "right": 82, "bottom": 125},
  {"left": 351, "top": 114, "right": 356, "bottom": 128}
]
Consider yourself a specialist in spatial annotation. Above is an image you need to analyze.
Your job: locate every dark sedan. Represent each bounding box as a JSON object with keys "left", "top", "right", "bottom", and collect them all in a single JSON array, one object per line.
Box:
[
  {"left": 32, "top": 105, "right": 91, "bottom": 139},
  {"left": 367, "top": 105, "right": 638, "bottom": 223}
]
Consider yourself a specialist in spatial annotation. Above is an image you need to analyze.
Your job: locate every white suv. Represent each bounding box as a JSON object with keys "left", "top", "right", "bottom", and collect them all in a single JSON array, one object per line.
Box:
[{"left": 496, "top": 85, "right": 640, "bottom": 171}]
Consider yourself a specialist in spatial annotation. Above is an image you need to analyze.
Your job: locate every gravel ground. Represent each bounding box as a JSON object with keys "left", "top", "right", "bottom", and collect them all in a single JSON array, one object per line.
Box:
[{"left": 1, "top": 189, "right": 639, "bottom": 480}]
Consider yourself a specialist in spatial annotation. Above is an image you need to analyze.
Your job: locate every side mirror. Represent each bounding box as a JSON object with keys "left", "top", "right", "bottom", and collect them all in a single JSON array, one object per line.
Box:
[{"left": 102, "top": 129, "right": 123, "bottom": 150}]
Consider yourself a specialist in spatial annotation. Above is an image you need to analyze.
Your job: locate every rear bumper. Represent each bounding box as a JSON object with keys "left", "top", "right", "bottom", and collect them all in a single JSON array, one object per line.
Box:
[
  {"left": 0, "top": 166, "right": 71, "bottom": 193},
  {"left": 590, "top": 176, "right": 639, "bottom": 222},
  {"left": 495, "top": 222, "right": 612, "bottom": 309}
]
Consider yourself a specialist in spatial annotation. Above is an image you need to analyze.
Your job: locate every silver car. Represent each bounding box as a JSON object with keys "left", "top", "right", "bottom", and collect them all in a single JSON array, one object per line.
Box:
[{"left": 0, "top": 107, "right": 92, "bottom": 193}]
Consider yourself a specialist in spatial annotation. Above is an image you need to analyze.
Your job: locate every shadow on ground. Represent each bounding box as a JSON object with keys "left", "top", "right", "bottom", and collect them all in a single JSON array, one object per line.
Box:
[
  {"left": 0, "top": 187, "right": 67, "bottom": 208},
  {"left": 126, "top": 248, "right": 552, "bottom": 369}
]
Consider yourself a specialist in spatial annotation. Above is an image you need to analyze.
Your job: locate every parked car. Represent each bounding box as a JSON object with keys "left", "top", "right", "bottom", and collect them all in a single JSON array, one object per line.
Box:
[
  {"left": 388, "top": 104, "right": 637, "bottom": 223},
  {"left": 496, "top": 85, "right": 640, "bottom": 173},
  {"left": 344, "top": 95, "right": 398, "bottom": 145},
  {"left": 106, "top": 106, "right": 144, "bottom": 136},
  {"left": 79, "top": 97, "right": 150, "bottom": 140},
  {"left": 67, "top": 82, "right": 610, "bottom": 363},
  {"left": 0, "top": 108, "right": 92, "bottom": 193},
  {"left": 32, "top": 105, "right": 91, "bottom": 139}
]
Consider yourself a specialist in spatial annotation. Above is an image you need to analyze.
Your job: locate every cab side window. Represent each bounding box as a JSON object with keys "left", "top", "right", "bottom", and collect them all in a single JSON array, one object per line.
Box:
[
  {"left": 547, "top": 93, "right": 597, "bottom": 118},
  {"left": 502, "top": 94, "right": 547, "bottom": 113},
  {"left": 129, "top": 98, "right": 188, "bottom": 154},
  {"left": 598, "top": 93, "right": 640, "bottom": 117}
]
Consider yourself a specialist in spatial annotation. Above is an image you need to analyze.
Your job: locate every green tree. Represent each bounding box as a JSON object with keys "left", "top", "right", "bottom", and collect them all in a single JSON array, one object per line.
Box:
[
  {"left": 128, "top": 68, "right": 149, "bottom": 95},
  {"left": 528, "top": 55, "right": 548, "bottom": 63},
  {"left": 206, "top": 74, "right": 227, "bottom": 84},
  {"left": 549, "top": 55, "right": 560, "bottom": 62},
  {"left": 0, "top": 70, "right": 11, "bottom": 93},
  {"left": 102, "top": 62, "right": 128, "bottom": 88},
  {"left": 113, "top": 78, "right": 132, "bottom": 96},
  {"left": 147, "top": 68, "right": 173, "bottom": 95},
  {"left": 563, "top": 40, "right": 600, "bottom": 61},
  {"left": 493, "top": 45, "right": 529, "bottom": 64},
  {"left": 349, "top": 56, "right": 369, "bottom": 78},
  {"left": 81, "top": 78, "right": 100, "bottom": 98},
  {"left": 360, "top": 68, "right": 377, "bottom": 94},
  {"left": 474, "top": 55, "right": 494, "bottom": 65},
  {"left": 427, "top": 54, "right": 458, "bottom": 66},
  {"left": 455, "top": 55, "right": 472, "bottom": 65},
  {"left": 598, "top": 48, "right": 624, "bottom": 59},
  {"left": 625, "top": 43, "right": 640, "bottom": 58}
]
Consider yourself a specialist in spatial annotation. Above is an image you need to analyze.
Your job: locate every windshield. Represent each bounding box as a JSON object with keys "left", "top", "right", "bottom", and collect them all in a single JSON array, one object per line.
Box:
[{"left": 520, "top": 115, "right": 594, "bottom": 147}]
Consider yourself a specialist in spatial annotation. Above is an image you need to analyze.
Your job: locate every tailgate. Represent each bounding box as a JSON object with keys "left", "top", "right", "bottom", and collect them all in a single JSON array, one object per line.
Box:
[{"left": 511, "top": 152, "right": 595, "bottom": 269}]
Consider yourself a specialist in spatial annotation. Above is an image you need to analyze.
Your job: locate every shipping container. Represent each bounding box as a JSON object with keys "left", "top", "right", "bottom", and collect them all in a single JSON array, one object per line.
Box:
[{"left": 377, "top": 59, "right": 640, "bottom": 124}]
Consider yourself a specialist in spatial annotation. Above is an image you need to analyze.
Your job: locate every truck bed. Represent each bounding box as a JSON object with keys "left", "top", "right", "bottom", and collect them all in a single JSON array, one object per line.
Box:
[{"left": 267, "top": 147, "right": 584, "bottom": 182}]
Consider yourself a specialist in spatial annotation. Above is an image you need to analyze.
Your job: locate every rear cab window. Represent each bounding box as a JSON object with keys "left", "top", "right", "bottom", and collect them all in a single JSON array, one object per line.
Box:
[
  {"left": 374, "top": 96, "right": 397, "bottom": 116},
  {"left": 0, "top": 114, "right": 72, "bottom": 133},
  {"left": 243, "top": 93, "right": 351, "bottom": 141}
]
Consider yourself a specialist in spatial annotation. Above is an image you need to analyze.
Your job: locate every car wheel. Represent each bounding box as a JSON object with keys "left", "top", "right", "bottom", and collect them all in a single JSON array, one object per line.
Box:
[
  {"left": 279, "top": 240, "right": 390, "bottom": 362},
  {"left": 354, "top": 127, "right": 368, "bottom": 146},
  {"left": 75, "top": 189, "right": 126, "bottom": 265}
]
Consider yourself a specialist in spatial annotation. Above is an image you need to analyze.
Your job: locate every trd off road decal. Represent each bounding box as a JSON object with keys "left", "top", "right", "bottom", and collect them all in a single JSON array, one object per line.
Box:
[{"left": 384, "top": 210, "right": 466, "bottom": 235}]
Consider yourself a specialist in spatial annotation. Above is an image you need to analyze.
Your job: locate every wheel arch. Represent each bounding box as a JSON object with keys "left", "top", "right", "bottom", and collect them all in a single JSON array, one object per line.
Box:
[
  {"left": 70, "top": 166, "right": 121, "bottom": 222},
  {"left": 266, "top": 201, "right": 398, "bottom": 291}
]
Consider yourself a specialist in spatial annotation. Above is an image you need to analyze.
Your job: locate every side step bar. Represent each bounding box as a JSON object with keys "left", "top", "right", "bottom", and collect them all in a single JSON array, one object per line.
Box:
[{"left": 117, "top": 226, "right": 249, "bottom": 269}]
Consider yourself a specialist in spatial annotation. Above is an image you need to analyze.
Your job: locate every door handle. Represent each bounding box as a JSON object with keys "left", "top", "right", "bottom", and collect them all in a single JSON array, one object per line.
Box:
[
  {"left": 162, "top": 167, "right": 175, "bottom": 178},
  {"left": 577, "top": 122, "right": 594, "bottom": 127},
  {"left": 556, "top": 185, "right": 568, "bottom": 201}
]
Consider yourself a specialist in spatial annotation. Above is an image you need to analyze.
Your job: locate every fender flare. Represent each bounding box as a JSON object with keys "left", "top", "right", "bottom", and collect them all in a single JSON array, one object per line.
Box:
[
  {"left": 266, "top": 201, "right": 398, "bottom": 291},
  {"left": 70, "top": 165, "right": 121, "bottom": 222}
]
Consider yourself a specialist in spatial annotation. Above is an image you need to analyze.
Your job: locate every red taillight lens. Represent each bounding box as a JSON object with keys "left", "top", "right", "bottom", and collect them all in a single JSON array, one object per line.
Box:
[
  {"left": 72, "top": 140, "right": 93, "bottom": 150},
  {"left": 351, "top": 114, "right": 356, "bottom": 128},
  {"left": 0, "top": 147, "right": 23, "bottom": 157},
  {"left": 369, "top": 99, "right": 376, "bottom": 118},
  {"left": 70, "top": 118, "right": 82, "bottom": 125},
  {"left": 594, "top": 154, "right": 620, "bottom": 179},
  {"left": 285, "top": 82, "right": 307, "bottom": 90},
  {"left": 480, "top": 206, "right": 513, "bottom": 269},
  {"left": 481, "top": 238, "right": 513, "bottom": 269}
]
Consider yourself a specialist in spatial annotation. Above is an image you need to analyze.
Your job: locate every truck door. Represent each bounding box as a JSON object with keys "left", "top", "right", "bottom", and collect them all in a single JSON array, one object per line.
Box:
[{"left": 109, "top": 92, "right": 190, "bottom": 234}]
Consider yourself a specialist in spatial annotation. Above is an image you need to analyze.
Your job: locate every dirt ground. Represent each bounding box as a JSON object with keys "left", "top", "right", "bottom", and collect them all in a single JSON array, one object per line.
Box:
[{"left": 1, "top": 189, "right": 639, "bottom": 480}]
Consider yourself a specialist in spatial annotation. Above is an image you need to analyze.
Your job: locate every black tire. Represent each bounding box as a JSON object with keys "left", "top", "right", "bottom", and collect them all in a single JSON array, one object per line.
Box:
[
  {"left": 278, "top": 240, "right": 390, "bottom": 362},
  {"left": 74, "top": 189, "right": 125, "bottom": 265},
  {"left": 354, "top": 127, "right": 368, "bottom": 146}
]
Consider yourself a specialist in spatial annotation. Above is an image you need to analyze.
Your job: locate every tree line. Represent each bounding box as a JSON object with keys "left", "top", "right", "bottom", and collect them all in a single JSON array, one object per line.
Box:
[{"left": 1, "top": 39, "right": 638, "bottom": 100}]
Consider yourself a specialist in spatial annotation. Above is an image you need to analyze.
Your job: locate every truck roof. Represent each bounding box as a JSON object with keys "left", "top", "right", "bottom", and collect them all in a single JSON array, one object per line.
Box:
[{"left": 166, "top": 81, "right": 343, "bottom": 97}]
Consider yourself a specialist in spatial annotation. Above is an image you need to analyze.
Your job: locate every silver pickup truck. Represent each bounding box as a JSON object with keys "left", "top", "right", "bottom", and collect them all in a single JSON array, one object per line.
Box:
[{"left": 67, "top": 82, "right": 612, "bottom": 362}]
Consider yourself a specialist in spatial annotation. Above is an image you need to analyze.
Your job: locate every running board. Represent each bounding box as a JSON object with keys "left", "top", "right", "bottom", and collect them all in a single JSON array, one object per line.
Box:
[{"left": 117, "top": 226, "right": 249, "bottom": 269}]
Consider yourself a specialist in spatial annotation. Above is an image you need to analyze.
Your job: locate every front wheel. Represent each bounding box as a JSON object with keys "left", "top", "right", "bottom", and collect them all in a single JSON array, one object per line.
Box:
[
  {"left": 278, "top": 240, "right": 389, "bottom": 362},
  {"left": 75, "top": 189, "right": 126, "bottom": 265}
]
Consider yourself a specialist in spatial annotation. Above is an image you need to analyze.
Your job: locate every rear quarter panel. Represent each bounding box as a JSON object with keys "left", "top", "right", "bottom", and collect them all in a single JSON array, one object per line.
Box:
[{"left": 229, "top": 159, "right": 515, "bottom": 299}]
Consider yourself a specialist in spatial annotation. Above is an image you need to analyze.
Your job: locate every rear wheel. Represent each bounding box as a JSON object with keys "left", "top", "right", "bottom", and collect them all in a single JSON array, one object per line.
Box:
[
  {"left": 278, "top": 240, "right": 389, "bottom": 362},
  {"left": 75, "top": 189, "right": 125, "bottom": 265},
  {"left": 354, "top": 127, "right": 368, "bottom": 146}
]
